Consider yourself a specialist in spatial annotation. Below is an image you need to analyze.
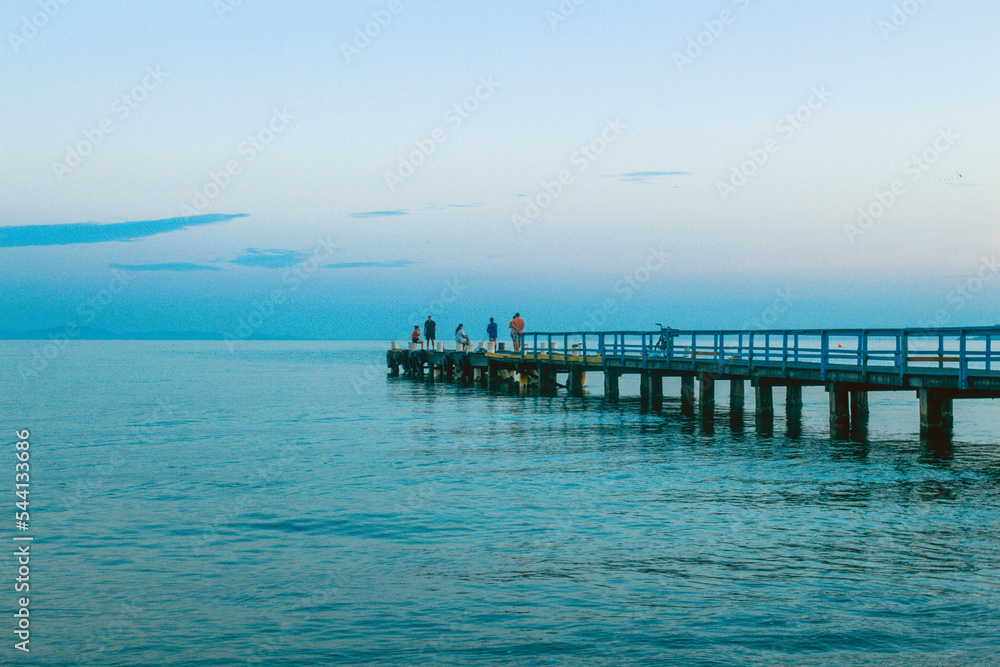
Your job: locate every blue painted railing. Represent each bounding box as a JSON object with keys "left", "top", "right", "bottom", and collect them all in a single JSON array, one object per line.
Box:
[{"left": 515, "top": 327, "right": 1000, "bottom": 390}]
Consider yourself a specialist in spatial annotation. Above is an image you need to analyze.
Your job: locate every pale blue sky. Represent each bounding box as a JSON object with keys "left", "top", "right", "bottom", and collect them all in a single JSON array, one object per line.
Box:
[{"left": 2, "top": 0, "right": 998, "bottom": 339}]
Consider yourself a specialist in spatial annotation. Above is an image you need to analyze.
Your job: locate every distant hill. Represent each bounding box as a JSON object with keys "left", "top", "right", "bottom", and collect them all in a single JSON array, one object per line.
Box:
[{"left": 0, "top": 327, "right": 311, "bottom": 341}]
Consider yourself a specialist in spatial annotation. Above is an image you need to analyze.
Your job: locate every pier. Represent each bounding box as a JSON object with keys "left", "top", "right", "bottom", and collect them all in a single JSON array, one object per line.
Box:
[{"left": 387, "top": 327, "right": 1000, "bottom": 437}]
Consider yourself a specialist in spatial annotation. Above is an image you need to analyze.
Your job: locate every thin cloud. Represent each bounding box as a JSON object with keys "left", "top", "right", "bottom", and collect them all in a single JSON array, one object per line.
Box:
[
  {"left": 323, "top": 259, "right": 419, "bottom": 269},
  {"left": 110, "top": 262, "right": 223, "bottom": 272},
  {"left": 0, "top": 213, "right": 247, "bottom": 248},
  {"left": 231, "top": 249, "right": 308, "bottom": 268},
  {"left": 423, "top": 202, "right": 482, "bottom": 210},
  {"left": 349, "top": 210, "right": 409, "bottom": 218},
  {"left": 610, "top": 171, "right": 690, "bottom": 183}
]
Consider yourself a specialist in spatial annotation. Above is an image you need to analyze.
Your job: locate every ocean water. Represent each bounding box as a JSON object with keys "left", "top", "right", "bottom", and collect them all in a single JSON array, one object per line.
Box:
[{"left": 2, "top": 340, "right": 999, "bottom": 666}]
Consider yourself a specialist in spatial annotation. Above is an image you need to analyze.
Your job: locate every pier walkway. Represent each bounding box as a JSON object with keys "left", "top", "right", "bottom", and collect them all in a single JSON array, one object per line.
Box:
[{"left": 387, "top": 327, "right": 1000, "bottom": 436}]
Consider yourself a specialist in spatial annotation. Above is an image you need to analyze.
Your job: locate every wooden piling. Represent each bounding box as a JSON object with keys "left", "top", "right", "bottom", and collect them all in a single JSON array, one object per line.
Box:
[
  {"left": 755, "top": 382, "right": 773, "bottom": 416},
  {"left": 681, "top": 375, "right": 695, "bottom": 415},
  {"left": 699, "top": 373, "right": 715, "bottom": 414},
  {"left": 604, "top": 371, "right": 620, "bottom": 399},
  {"left": 829, "top": 385, "right": 850, "bottom": 431},
  {"left": 730, "top": 379, "right": 744, "bottom": 413},
  {"left": 919, "top": 389, "right": 953, "bottom": 433},
  {"left": 851, "top": 391, "right": 869, "bottom": 421}
]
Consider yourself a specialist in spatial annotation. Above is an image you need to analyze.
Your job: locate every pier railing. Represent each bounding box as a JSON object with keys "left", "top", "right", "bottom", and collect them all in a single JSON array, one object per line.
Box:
[{"left": 517, "top": 327, "right": 1000, "bottom": 388}]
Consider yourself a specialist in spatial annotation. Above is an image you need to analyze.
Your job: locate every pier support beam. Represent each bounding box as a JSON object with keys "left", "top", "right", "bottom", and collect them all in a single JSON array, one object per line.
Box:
[
  {"left": 649, "top": 373, "right": 664, "bottom": 399},
  {"left": 851, "top": 391, "right": 869, "bottom": 421},
  {"left": 730, "top": 379, "right": 744, "bottom": 413},
  {"left": 786, "top": 385, "right": 803, "bottom": 419},
  {"left": 604, "top": 371, "right": 620, "bottom": 400},
  {"left": 829, "top": 385, "right": 850, "bottom": 432},
  {"left": 640, "top": 372, "right": 662, "bottom": 408},
  {"left": 755, "top": 383, "right": 773, "bottom": 416},
  {"left": 919, "top": 389, "right": 953, "bottom": 433},
  {"left": 754, "top": 381, "right": 774, "bottom": 435},
  {"left": 568, "top": 368, "right": 586, "bottom": 395},
  {"left": 538, "top": 368, "right": 558, "bottom": 394},
  {"left": 681, "top": 375, "right": 695, "bottom": 415},
  {"left": 699, "top": 374, "right": 715, "bottom": 415}
]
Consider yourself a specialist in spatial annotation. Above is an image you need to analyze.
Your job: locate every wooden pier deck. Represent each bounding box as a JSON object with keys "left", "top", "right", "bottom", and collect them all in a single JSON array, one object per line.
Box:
[{"left": 387, "top": 327, "right": 1000, "bottom": 436}]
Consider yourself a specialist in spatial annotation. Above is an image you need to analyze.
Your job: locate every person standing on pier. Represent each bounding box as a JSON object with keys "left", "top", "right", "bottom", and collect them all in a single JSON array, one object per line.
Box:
[
  {"left": 487, "top": 318, "right": 498, "bottom": 344},
  {"left": 424, "top": 315, "right": 436, "bottom": 349},
  {"left": 509, "top": 313, "right": 525, "bottom": 352}
]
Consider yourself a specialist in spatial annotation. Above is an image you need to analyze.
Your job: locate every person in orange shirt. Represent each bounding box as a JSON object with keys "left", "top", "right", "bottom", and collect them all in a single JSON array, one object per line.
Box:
[{"left": 509, "top": 312, "right": 525, "bottom": 352}]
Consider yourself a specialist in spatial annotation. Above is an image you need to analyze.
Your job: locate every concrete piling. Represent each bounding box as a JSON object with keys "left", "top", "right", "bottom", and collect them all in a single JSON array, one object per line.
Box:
[
  {"left": 919, "top": 389, "right": 953, "bottom": 433},
  {"left": 681, "top": 375, "right": 695, "bottom": 415}
]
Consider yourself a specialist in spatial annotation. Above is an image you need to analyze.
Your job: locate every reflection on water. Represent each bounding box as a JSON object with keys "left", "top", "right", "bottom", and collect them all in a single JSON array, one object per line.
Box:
[{"left": 2, "top": 341, "right": 998, "bottom": 666}]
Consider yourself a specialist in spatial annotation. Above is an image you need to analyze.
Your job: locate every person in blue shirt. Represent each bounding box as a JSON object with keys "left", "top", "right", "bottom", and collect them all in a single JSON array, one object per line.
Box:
[{"left": 486, "top": 317, "right": 498, "bottom": 343}]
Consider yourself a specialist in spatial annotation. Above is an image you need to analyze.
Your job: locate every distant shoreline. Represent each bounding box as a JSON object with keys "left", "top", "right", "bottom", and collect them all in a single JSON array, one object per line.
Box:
[{"left": 0, "top": 328, "right": 361, "bottom": 341}]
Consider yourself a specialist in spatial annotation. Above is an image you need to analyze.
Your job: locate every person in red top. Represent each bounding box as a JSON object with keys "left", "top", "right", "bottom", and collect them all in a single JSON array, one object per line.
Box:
[
  {"left": 411, "top": 325, "right": 424, "bottom": 349},
  {"left": 509, "top": 313, "right": 525, "bottom": 352}
]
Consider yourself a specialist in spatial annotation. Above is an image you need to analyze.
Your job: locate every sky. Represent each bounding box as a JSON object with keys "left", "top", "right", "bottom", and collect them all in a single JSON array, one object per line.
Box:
[{"left": 1, "top": 0, "right": 998, "bottom": 341}]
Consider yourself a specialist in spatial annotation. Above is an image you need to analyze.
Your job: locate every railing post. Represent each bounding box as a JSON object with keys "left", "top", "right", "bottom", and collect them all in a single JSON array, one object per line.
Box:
[
  {"left": 820, "top": 331, "right": 829, "bottom": 381},
  {"left": 667, "top": 329, "right": 674, "bottom": 361},
  {"left": 900, "top": 330, "right": 908, "bottom": 383},
  {"left": 781, "top": 331, "right": 789, "bottom": 377},
  {"left": 988, "top": 334, "right": 993, "bottom": 372},
  {"left": 717, "top": 333, "right": 724, "bottom": 372},
  {"left": 861, "top": 330, "right": 869, "bottom": 381},
  {"left": 959, "top": 329, "right": 968, "bottom": 389},
  {"left": 642, "top": 334, "right": 648, "bottom": 369},
  {"left": 748, "top": 332, "right": 755, "bottom": 370}
]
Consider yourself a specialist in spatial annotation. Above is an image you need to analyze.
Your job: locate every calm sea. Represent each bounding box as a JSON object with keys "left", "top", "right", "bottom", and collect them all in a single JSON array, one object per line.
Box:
[{"left": 2, "top": 340, "right": 999, "bottom": 666}]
